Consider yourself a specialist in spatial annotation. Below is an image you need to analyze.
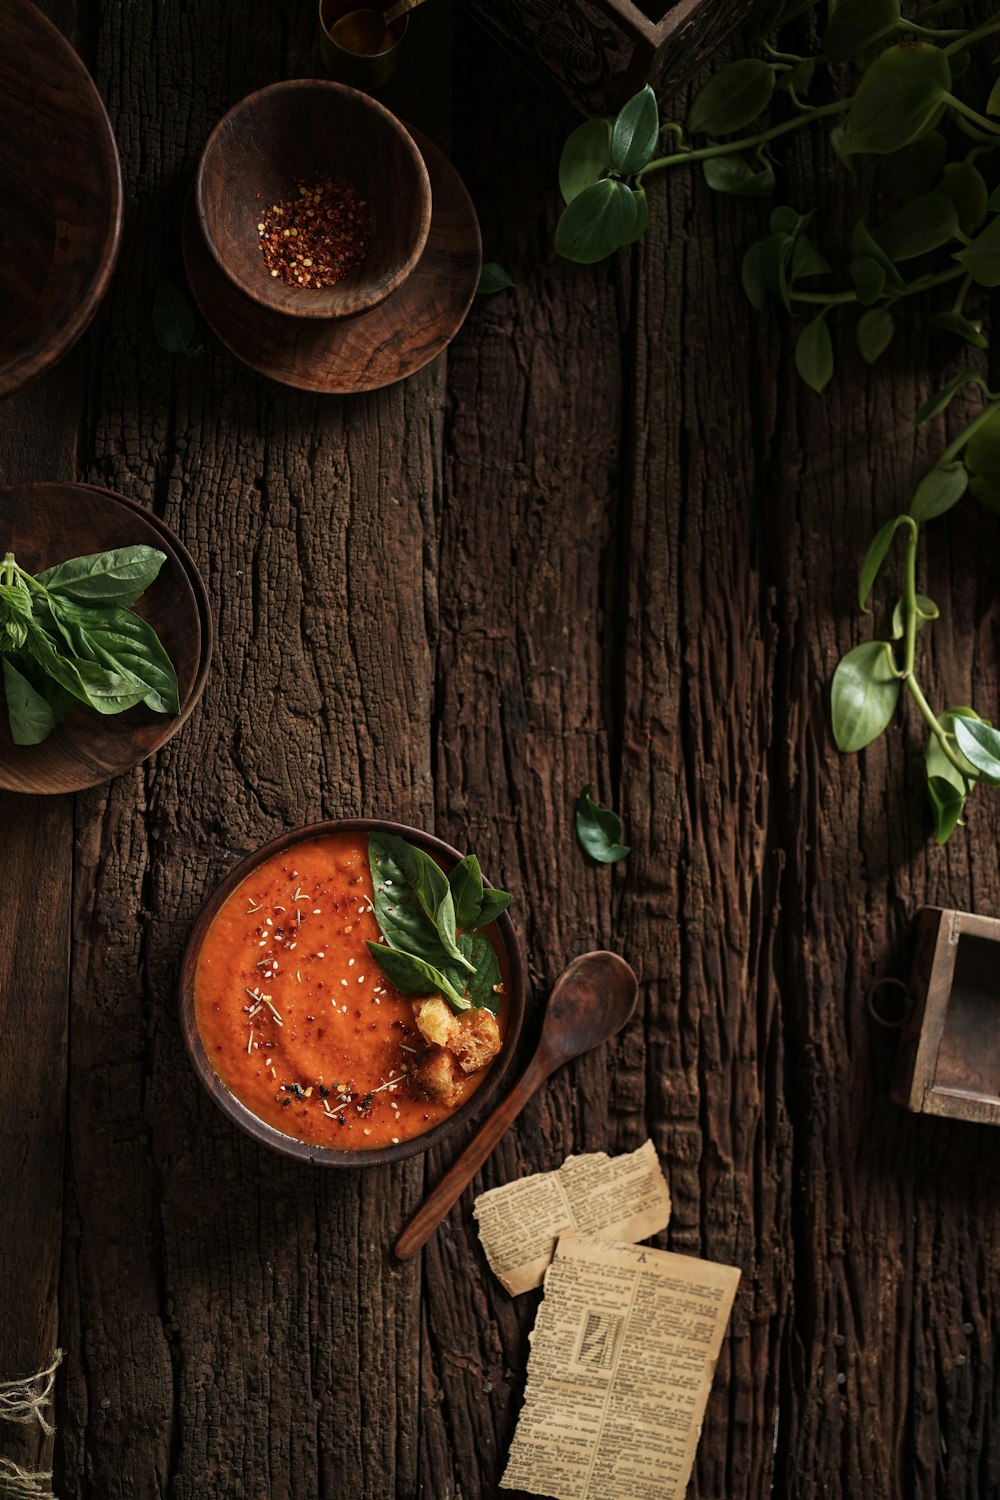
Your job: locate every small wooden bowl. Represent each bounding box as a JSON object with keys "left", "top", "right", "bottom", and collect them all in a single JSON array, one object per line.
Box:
[
  {"left": 194, "top": 81, "right": 432, "bottom": 320},
  {"left": 0, "top": 484, "right": 212, "bottom": 794},
  {"left": 178, "top": 819, "right": 526, "bottom": 1167},
  {"left": 0, "top": 0, "right": 123, "bottom": 399}
]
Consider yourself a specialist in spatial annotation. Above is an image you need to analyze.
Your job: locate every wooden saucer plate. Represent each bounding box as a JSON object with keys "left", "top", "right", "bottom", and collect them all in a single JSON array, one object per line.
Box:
[
  {"left": 0, "top": 483, "right": 212, "bottom": 793},
  {"left": 183, "top": 127, "right": 482, "bottom": 394},
  {"left": 0, "top": 0, "right": 123, "bottom": 399}
]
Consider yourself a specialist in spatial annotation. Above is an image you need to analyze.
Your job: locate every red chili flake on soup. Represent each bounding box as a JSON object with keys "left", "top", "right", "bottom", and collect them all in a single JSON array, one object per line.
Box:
[
  {"left": 193, "top": 832, "right": 507, "bottom": 1151},
  {"left": 257, "top": 177, "right": 372, "bottom": 288}
]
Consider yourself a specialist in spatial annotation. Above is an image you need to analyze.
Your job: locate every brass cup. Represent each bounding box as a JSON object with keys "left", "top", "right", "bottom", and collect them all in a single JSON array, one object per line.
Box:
[{"left": 318, "top": 0, "right": 408, "bottom": 91}]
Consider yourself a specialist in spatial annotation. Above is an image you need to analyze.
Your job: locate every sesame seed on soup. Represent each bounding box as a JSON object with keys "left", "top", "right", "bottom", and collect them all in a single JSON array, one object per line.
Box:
[{"left": 193, "top": 832, "right": 505, "bottom": 1149}]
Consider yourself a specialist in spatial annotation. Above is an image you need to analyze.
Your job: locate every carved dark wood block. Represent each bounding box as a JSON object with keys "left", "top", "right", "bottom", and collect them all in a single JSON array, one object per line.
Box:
[
  {"left": 892, "top": 908, "right": 1000, "bottom": 1127},
  {"left": 469, "top": 0, "right": 757, "bottom": 115}
]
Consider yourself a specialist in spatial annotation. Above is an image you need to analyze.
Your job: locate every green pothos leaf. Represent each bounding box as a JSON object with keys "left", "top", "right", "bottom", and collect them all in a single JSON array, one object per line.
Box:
[{"left": 830, "top": 641, "right": 900, "bottom": 752}]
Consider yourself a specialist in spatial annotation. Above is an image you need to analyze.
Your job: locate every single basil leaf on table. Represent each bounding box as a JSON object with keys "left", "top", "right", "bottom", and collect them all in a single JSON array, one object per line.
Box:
[
  {"left": 153, "top": 277, "right": 196, "bottom": 353},
  {"left": 2, "top": 656, "right": 57, "bottom": 744},
  {"left": 477, "top": 263, "right": 514, "bottom": 296},
  {"left": 23, "top": 622, "right": 147, "bottom": 715},
  {"left": 47, "top": 598, "right": 180, "bottom": 715},
  {"left": 575, "top": 782, "right": 629, "bottom": 864},
  {"left": 37, "top": 545, "right": 167, "bottom": 606},
  {"left": 830, "top": 641, "right": 900, "bottom": 752},
  {"left": 610, "top": 85, "right": 659, "bottom": 175},
  {"left": 365, "top": 941, "right": 471, "bottom": 1012}
]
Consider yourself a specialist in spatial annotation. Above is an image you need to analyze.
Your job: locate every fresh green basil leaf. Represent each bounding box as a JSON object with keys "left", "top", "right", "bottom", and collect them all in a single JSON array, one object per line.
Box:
[
  {"left": 36, "top": 545, "right": 167, "bottom": 606},
  {"left": 477, "top": 262, "right": 514, "bottom": 295},
  {"left": 153, "top": 277, "right": 195, "bottom": 353},
  {"left": 554, "top": 178, "right": 639, "bottom": 263},
  {"left": 910, "top": 461, "right": 968, "bottom": 520},
  {"left": 965, "top": 405, "right": 1000, "bottom": 477},
  {"left": 915, "top": 368, "right": 983, "bottom": 424},
  {"left": 48, "top": 600, "right": 180, "bottom": 715},
  {"left": 952, "top": 715, "right": 1000, "bottom": 782},
  {"left": 927, "top": 310, "right": 988, "bottom": 349},
  {"left": 473, "top": 888, "right": 512, "bottom": 928},
  {"left": 873, "top": 192, "right": 959, "bottom": 261},
  {"left": 830, "top": 641, "right": 901, "bottom": 752},
  {"left": 449, "top": 854, "right": 485, "bottom": 930},
  {"left": 559, "top": 117, "right": 613, "bottom": 205},
  {"left": 0, "top": 581, "right": 32, "bottom": 652},
  {"left": 23, "top": 621, "right": 146, "bottom": 714},
  {"left": 954, "top": 215, "right": 1000, "bottom": 287},
  {"left": 824, "top": 0, "right": 899, "bottom": 61},
  {"left": 687, "top": 59, "right": 775, "bottom": 136},
  {"left": 2, "top": 656, "right": 57, "bottom": 744},
  {"left": 877, "top": 131, "right": 948, "bottom": 199},
  {"left": 369, "top": 832, "right": 473, "bottom": 973},
  {"left": 575, "top": 782, "right": 629, "bottom": 864},
  {"left": 365, "top": 942, "right": 470, "bottom": 1011},
  {"left": 858, "top": 515, "right": 908, "bottom": 610},
  {"left": 842, "top": 45, "right": 949, "bottom": 156},
  {"left": 794, "top": 315, "right": 834, "bottom": 393},
  {"left": 370, "top": 833, "right": 451, "bottom": 964},
  {"left": 611, "top": 85, "right": 659, "bottom": 174},
  {"left": 928, "top": 774, "right": 966, "bottom": 843},
  {"left": 448, "top": 931, "right": 502, "bottom": 1014},
  {"left": 856, "top": 307, "right": 894, "bottom": 363}
]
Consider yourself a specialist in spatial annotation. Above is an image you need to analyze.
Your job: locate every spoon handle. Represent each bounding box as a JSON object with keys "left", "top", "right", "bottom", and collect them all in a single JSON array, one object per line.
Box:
[
  {"left": 383, "top": 0, "right": 426, "bottom": 22},
  {"left": 394, "top": 1050, "right": 554, "bottom": 1260}
]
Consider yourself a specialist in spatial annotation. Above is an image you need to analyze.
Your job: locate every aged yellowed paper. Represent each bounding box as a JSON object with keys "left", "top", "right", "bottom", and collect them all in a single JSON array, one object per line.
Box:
[
  {"left": 474, "top": 1140, "right": 670, "bottom": 1295},
  {"left": 500, "top": 1232, "right": 740, "bottom": 1500}
]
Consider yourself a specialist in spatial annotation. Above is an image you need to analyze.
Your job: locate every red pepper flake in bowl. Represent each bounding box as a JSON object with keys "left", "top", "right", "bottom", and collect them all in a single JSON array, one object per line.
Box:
[{"left": 257, "top": 178, "right": 372, "bottom": 289}]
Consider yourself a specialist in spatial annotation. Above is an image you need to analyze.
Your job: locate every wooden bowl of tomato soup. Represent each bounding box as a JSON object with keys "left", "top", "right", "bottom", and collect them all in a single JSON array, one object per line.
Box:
[{"left": 178, "top": 819, "right": 525, "bottom": 1166}]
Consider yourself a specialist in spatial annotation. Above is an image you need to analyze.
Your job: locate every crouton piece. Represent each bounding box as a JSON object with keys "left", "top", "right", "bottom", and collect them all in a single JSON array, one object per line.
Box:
[
  {"left": 451, "top": 1008, "right": 502, "bottom": 1075},
  {"left": 413, "top": 995, "right": 459, "bottom": 1050},
  {"left": 410, "top": 1046, "right": 464, "bottom": 1107}
]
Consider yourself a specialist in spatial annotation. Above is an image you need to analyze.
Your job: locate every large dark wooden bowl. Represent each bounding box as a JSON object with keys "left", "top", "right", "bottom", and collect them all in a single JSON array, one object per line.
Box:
[
  {"left": 195, "top": 81, "right": 432, "bottom": 320},
  {"left": 179, "top": 819, "right": 526, "bottom": 1168},
  {"left": 0, "top": 0, "right": 123, "bottom": 399},
  {"left": 0, "top": 484, "right": 212, "bottom": 793}
]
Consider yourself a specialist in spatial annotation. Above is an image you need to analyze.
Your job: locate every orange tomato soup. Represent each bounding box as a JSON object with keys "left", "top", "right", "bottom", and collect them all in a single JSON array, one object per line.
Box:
[{"left": 194, "top": 832, "right": 500, "bottom": 1149}]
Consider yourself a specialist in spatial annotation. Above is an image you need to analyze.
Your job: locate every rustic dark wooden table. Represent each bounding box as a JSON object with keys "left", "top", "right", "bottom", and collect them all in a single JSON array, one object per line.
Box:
[{"left": 3, "top": 3, "right": 1000, "bottom": 1497}]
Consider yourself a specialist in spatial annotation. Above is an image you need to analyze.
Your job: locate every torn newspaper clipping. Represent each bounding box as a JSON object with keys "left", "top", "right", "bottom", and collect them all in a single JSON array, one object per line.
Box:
[
  {"left": 474, "top": 1140, "right": 671, "bottom": 1295},
  {"left": 501, "top": 1231, "right": 740, "bottom": 1500}
]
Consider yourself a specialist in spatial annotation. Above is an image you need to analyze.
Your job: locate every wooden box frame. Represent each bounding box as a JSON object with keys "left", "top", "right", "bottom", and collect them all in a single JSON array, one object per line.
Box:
[
  {"left": 469, "top": 0, "right": 757, "bottom": 117},
  {"left": 892, "top": 907, "right": 1000, "bottom": 1127}
]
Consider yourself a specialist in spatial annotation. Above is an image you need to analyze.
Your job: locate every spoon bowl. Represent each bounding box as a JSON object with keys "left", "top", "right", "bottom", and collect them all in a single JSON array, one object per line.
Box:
[{"left": 394, "top": 950, "right": 637, "bottom": 1259}]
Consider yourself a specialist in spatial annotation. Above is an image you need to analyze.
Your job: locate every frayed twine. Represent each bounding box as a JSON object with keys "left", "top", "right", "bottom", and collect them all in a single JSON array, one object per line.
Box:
[
  {"left": 0, "top": 1353, "right": 62, "bottom": 1438},
  {"left": 0, "top": 1458, "right": 55, "bottom": 1499}
]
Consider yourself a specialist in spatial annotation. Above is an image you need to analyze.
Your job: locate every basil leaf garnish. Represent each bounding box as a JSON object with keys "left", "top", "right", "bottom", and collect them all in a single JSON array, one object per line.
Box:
[
  {"left": 364, "top": 943, "right": 470, "bottom": 1011},
  {"left": 575, "top": 783, "right": 630, "bottom": 864},
  {"left": 2, "top": 657, "right": 57, "bottom": 745}
]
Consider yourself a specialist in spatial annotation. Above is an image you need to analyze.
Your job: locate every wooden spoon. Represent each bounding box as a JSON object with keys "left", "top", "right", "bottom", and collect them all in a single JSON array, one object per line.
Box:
[
  {"left": 394, "top": 950, "right": 638, "bottom": 1260},
  {"left": 329, "top": 0, "right": 425, "bottom": 55}
]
